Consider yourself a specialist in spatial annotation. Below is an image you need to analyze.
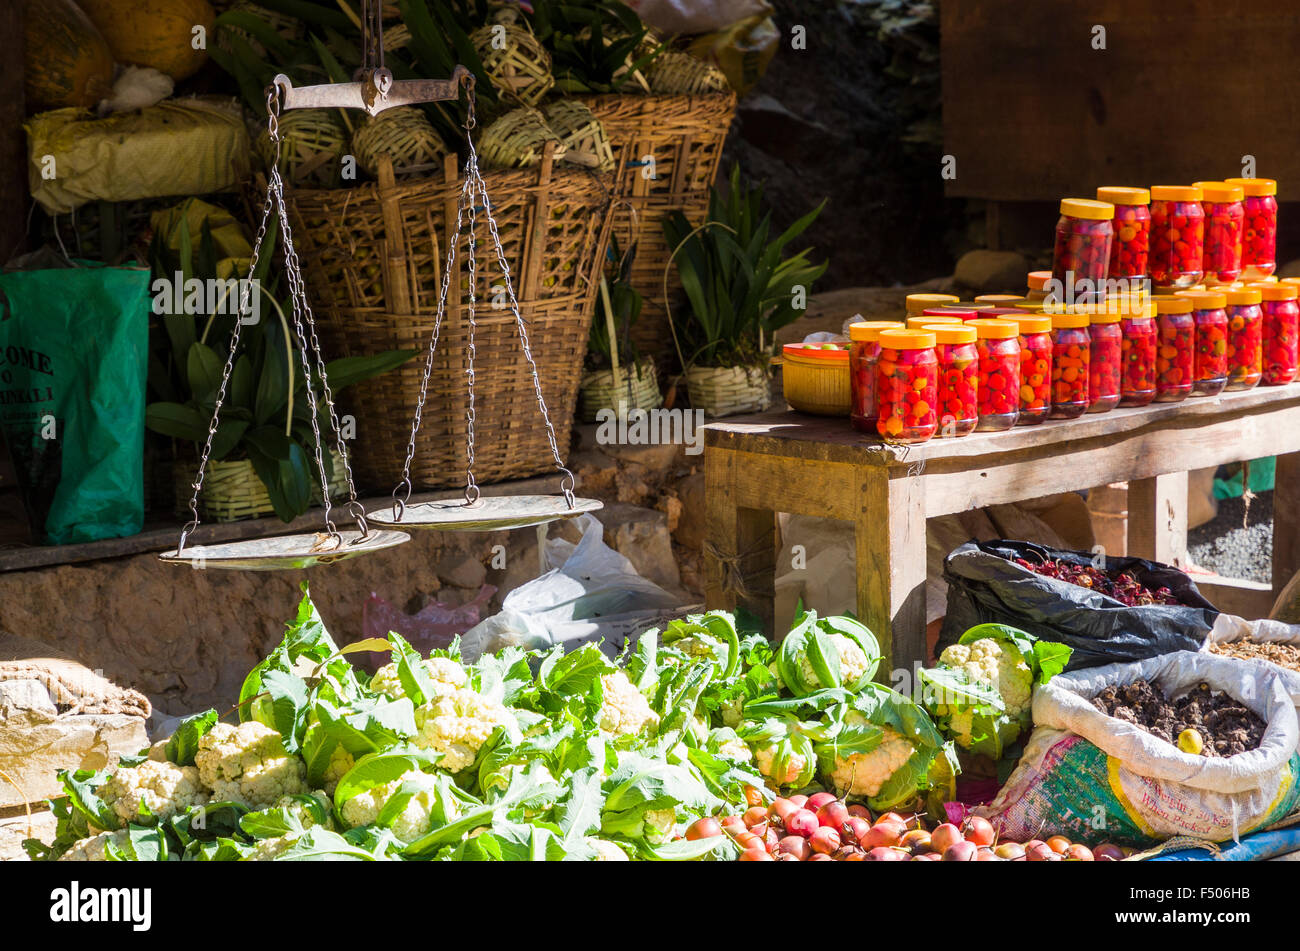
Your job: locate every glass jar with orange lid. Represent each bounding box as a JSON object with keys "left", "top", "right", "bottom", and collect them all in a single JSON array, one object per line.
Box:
[
  {"left": 969, "top": 318, "right": 1021, "bottom": 431},
  {"left": 1052, "top": 199, "right": 1115, "bottom": 297},
  {"left": 1087, "top": 305, "right": 1123, "bottom": 413},
  {"left": 922, "top": 323, "right": 978, "bottom": 437},
  {"left": 905, "top": 293, "right": 959, "bottom": 317},
  {"left": 848, "top": 320, "right": 902, "bottom": 434},
  {"left": 1221, "top": 286, "right": 1264, "bottom": 391},
  {"left": 1026, "top": 270, "right": 1053, "bottom": 302},
  {"left": 1255, "top": 282, "right": 1299, "bottom": 386},
  {"left": 907, "top": 315, "right": 962, "bottom": 330},
  {"left": 1097, "top": 187, "right": 1151, "bottom": 281},
  {"left": 1010, "top": 314, "right": 1052, "bottom": 425},
  {"left": 1050, "top": 312, "right": 1091, "bottom": 418},
  {"left": 1149, "top": 186, "right": 1205, "bottom": 287},
  {"left": 1175, "top": 289, "right": 1229, "bottom": 396},
  {"left": 1118, "top": 299, "right": 1157, "bottom": 407},
  {"left": 1194, "top": 182, "right": 1246, "bottom": 284},
  {"left": 875, "top": 329, "right": 938, "bottom": 444},
  {"left": 1154, "top": 296, "right": 1195, "bottom": 402},
  {"left": 1225, "top": 178, "right": 1278, "bottom": 280}
]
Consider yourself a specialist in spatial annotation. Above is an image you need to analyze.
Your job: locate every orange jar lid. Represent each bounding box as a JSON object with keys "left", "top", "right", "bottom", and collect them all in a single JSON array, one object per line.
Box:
[
  {"left": 878, "top": 328, "right": 936, "bottom": 350},
  {"left": 1060, "top": 198, "right": 1115, "bottom": 220},
  {"left": 974, "top": 294, "right": 1026, "bottom": 306},
  {"left": 1221, "top": 286, "right": 1263, "bottom": 306},
  {"left": 905, "top": 293, "right": 959, "bottom": 314},
  {"left": 1010, "top": 314, "right": 1052, "bottom": 334},
  {"left": 1150, "top": 185, "right": 1203, "bottom": 202},
  {"left": 1155, "top": 297, "right": 1194, "bottom": 315},
  {"left": 1089, "top": 308, "right": 1124, "bottom": 325},
  {"left": 1175, "top": 289, "right": 1228, "bottom": 310},
  {"left": 1252, "top": 282, "right": 1298, "bottom": 301},
  {"left": 1051, "top": 312, "right": 1091, "bottom": 329},
  {"left": 1225, "top": 177, "right": 1277, "bottom": 197},
  {"left": 1097, "top": 186, "right": 1150, "bottom": 205},
  {"left": 849, "top": 320, "right": 903, "bottom": 342},
  {"left": 907, "top": 315, "right": 962, "bottom": 329},
  {"left": 922, "top": 324, "right": 977, "bottom": 344},
  {"left": 1026, "top": 270, "right": 1052, "bottom": 291},
  {"left": 968, "top": 317, "right": 1020, "bottom": 339},
  {"left": 1193, "top": 181, "right": 1244, "bottom": 203}
]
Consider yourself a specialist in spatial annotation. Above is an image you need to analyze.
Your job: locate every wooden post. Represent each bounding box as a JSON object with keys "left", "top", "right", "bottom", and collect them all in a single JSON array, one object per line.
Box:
[
  {"left": 855, "top": 471, "right": 928, "bottom": 681},
  {"left": 1273, "top": 451, "right": 1300, "bottom": 595},
  {"left": 704, "top": 448, "right": 777, "bottom": 633},
  {"left": 1127, "top": 471, "right": 1188, "bottom": 566}
]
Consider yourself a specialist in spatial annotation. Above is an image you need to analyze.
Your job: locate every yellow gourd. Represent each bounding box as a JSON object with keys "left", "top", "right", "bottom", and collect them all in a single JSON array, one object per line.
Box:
[
  {"left": 77, "top": 0, "right": 216, "bottom": 81},
  {"left": 23, "top": 0, "right": 116, "bottom": 112}
]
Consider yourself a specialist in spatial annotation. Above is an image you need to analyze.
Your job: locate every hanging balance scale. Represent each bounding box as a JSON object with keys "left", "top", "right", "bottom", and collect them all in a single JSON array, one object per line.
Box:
[{"left": 161, "top": 13, "right": 597, "bottom": 571}]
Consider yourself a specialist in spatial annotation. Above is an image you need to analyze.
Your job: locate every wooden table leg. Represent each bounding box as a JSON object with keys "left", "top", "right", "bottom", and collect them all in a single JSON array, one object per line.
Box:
[
  {"left": 1274, "top": 451, "right": 1300, "bottom": 596},
  {"left": 704, "top": 447, "right": 777, "bottom": 633},
  {"left": 856, "top": 470, "right": 927, "bottom": 682},
  {"left": 1127, "top": 471, "right": 1188, "bottom": 566}
]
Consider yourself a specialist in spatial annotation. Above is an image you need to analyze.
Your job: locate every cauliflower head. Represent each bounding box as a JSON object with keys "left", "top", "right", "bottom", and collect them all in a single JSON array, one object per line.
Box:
[
  {"left": 369, "top": 657, "right": 468, "bottom": 701},
  {"left": 828, "top": 722, "right": 915, "bottom": 797},
  {"left": 244, "top": 834, "right": 298, "bottom": 861},
  {"left": 586, "top": 837, "right": 630, "bottom": 861},
  {"left": 58, "top": 829, "right": 131, "bottom": 861},
  {"left": 414, "top": 688, "right": 516, "bottom": 772},
  {"left": 195, "top": 721, "right": 308, "bottom": 809},
  {"left": 793, "top": 632, "right": 872, "bottom": 689},
  {"left": 340, "top": 770, "right": 445, "bottom": 842},
  {"left": 641, "top": 808, "right": 677, "bottom": 845},
  {"left": 938, "top": 637, "right": 1032, "bottom": 716},
  {"left": 100, "top": 759, "right": 207, "bottom": 824},
  {"left": 754, "top": 744, "right": 809, "bottom": 787},
  {"left": 597, "top": 671, "right": 659, "bottom": 739},
  {"left": 320, "top": 745, "right": 355, "bottom": 797}
]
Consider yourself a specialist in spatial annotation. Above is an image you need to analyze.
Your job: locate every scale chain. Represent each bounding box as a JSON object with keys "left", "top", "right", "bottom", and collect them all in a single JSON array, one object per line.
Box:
[
  {"left": 466, "top": 142, "right": 576, "bottom": 507},
  {"left": 463, "top": 183, "right": 480, "bottom": 504},
  {"left": 391, "top": 172, "right": 476, "bottom": 519}
]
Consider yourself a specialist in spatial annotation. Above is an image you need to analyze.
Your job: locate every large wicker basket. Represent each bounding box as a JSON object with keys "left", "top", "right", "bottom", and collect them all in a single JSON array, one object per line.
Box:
[
  {"left": 282, "top": 145, "right": 617, "bottom": 490},
  {"left": 172, "top": 450, "right": 347, "bottom": 522},
  {"left": 578, "top": 92, "right": 737, "bottom": 368}
]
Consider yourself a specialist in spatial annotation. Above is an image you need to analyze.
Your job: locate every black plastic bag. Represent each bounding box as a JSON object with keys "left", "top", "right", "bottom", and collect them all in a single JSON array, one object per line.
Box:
[{"left": 938, "top": 540, "right": 1217, "bottom": 669}]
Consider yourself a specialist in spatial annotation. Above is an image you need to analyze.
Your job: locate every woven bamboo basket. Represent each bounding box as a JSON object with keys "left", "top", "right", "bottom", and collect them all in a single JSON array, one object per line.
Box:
[
  {"left": 256, "top": 109, "right": 347, "bottom": 188},
  {"left": 578, "top": 361, "right": 662, "bottom": 423},
  {"left": 470, "top": 19, "right": 554, "bottom": 107},
  {"left": 543, "top": 100, "right": 615, "bottom": 172},
  {"left": 685, "top": 364, "right": 771, "bottom": 418},
  {"left": 282, "top": 144, "right": 617, "bottom": 490},
  {"left": 578, "top": 90, "right": 737, "bottom": 368},
  {"left": 479, "top": 107, "right": 566, "bottom": 170},
  {"left": 172, "top": 450, "right": 347, "bottom": 522},
  {"left": 352, "top": 107, "right": 451, "bottom": 178},
  {"left": 646, "top": 52, "right": 730, "bottom": 96}
]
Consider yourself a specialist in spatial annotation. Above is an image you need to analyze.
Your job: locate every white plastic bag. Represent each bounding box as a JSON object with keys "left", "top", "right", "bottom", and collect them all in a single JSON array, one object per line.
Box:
[
  {"left": 458, "top": 515, "right": 692, "bottom": 660},
  {"left": 1202, "top": 613, "right": 1300, "bottom": 719}
]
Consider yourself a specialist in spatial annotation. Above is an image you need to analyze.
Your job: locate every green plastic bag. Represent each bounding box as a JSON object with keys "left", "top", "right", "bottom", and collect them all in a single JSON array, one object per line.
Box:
[{"left": 0, "top": 263, "right": 150, "bottom": 543}]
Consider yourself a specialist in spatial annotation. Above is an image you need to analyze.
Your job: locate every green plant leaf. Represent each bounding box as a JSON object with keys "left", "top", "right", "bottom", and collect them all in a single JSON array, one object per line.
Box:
[
  {"left": 165, "top": 709, "right": 219, "bottom": 766},
  {"left": 145, "top": 402, "right": 207, "bottom": 442}
]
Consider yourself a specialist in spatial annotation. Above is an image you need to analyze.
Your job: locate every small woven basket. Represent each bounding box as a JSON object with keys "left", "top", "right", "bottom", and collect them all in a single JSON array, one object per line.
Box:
[
  {"left": 173, "top": 450, "right": 348, "bottom": 523},
  {"left": 471, "top": 19, "right": 555, "bottom": 107},
  {"left": 256, "top": 109, "right": 347, "bottom": 188},
  {"left": 543, "top": 100, "right": 614, "bottom": 172},
  {"left": 685, "top": 364, "right": 772, "bottom": 418},
  {"left": 578, "top": 361, "right": 662, "bottom": 423},
  {"left": 352, "top": 106, "right": 451, "bottom": 178},
  {"left": 479, "top": 107, "right": 566, "bottom": 170},
  {"left": 646, "top": 51, "right": 730, "bottom": 96},
  {"left": 218, "top": 0, "right": 306, "bottom": 57}
]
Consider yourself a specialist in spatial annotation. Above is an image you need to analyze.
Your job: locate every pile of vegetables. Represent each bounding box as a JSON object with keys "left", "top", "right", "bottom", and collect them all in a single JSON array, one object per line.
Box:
[{"left": 29, "top": 591, "right": 957, "bottom": 862}]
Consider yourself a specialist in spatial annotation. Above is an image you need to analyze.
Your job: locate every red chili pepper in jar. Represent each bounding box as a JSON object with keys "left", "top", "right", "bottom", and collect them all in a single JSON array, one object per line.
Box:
[
  {"left": 919, "top": 322, "right": 978, "bottom": 437},
  {"left": 1154, "top": 296, "right": 1195, "bottom": 402},
  {"left": 1087, "top": 304, "right": 1124, "bottom": 413},
  {"left": 848, "top": 320, "right": 903, "bottom": 434},
  {"left": 1052, "top": 199, "right": 1115, "bottom": 300},
  {"left": 1226, "top": 178, "right": 1278, "bottom": 280},
  {"left": 1149, "top": 185, "right": 1205, "bottom": 288},
  {"left": 875, "top": 329, "right": 938, "bottom": 445},
  {"left": 968, "top": 318, "right": 1021, "bottom": 431},
  {"left": 1119, "top": 302, "right": 1157, "bottom": 407},
  {"left": 1050, "top": 311, "right": 1092, "bottom": 418},
  {"left": 1257, "top": 281, "right": 1300, "bottom": 386},
  {"left": 1176, "top": 289, "right": 1229, "bottom": 397},
  {"left": 1221, "top": 286, "right": 1264, "bottom": 391},
  {"left": 1194, "top": 181, "right": 1246, "bottom": 284},
  {"left": 1098, "top": 187, "right": 1151, "bottom": 281},
  {"left": 1011, "top": 314, "right": 1053, "bottom": 424}
]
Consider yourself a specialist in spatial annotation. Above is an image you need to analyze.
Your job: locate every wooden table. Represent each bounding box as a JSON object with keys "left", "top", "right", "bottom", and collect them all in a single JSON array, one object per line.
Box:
[{"left": 702, "top": 386, "right": 1300, "bottom": 675}]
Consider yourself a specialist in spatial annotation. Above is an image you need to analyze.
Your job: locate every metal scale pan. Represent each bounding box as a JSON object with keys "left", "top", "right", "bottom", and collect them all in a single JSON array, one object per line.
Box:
[
  {"left": 367, "top": 495, "right": 603, "bottom": 533},
  {"left": 159, "top": 529, "right": 410, "bottom": 571}
]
